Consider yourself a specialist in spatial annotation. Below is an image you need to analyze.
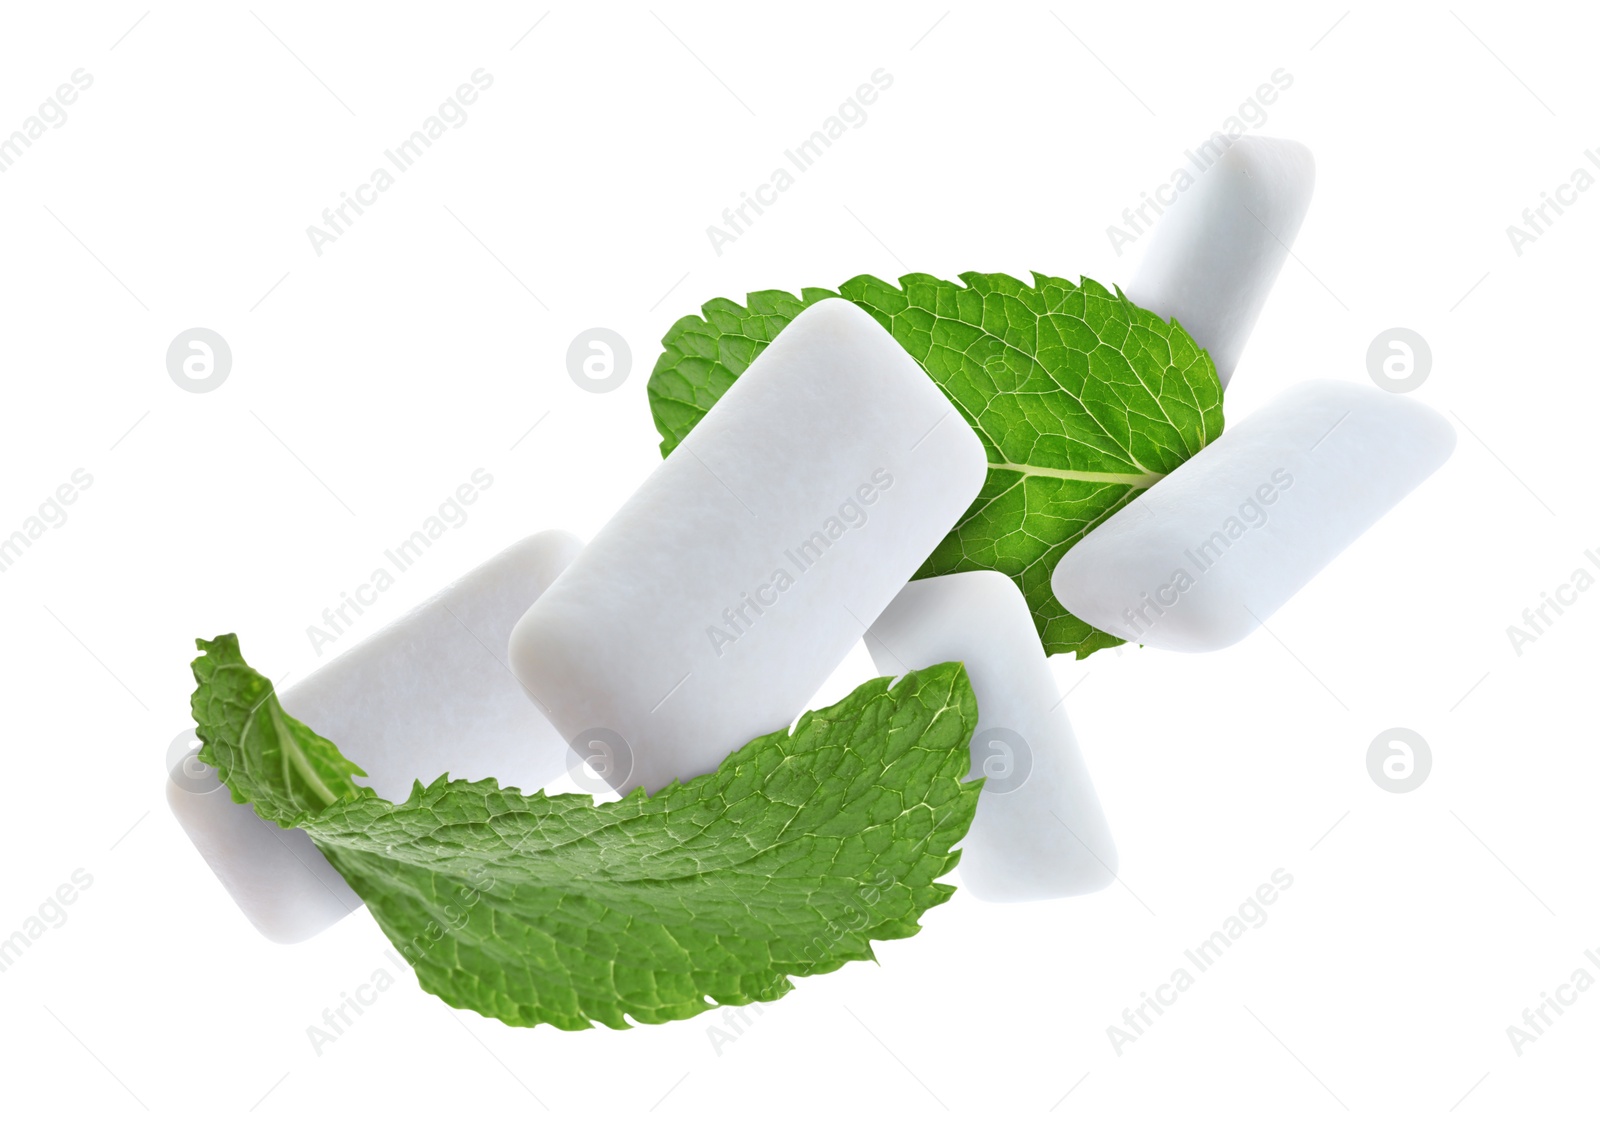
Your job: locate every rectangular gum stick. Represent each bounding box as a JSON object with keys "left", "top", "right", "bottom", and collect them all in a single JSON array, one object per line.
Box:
[
  {"left": 1123, "top": 135, "right": 1315, "bottom": 386},
  {"left": 282, "top": 529, "right": 584, "bottom": 802},
  {"left": 509, "top": 299, "right": 989, "bottom": 795},
  {"left": 168, "top": 529, "right": 583, "bottom": 943},
  {"left": 865, "top": 572, "right": 1118, "bottom": 902},
  {"left": 1050, "top": 381, "right": 1455, "bottom": 652}
]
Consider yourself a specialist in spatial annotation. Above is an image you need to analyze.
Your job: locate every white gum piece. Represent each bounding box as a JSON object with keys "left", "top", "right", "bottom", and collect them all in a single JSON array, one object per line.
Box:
[
  {"left": 166, "top": 781, "right": 363, "bottom": 944},
  {"left": 279, "top": 530, "right": 584, "bottom": 801},
  {"left": 167, "top": 529, "right": 583, "bottom": 943},
  {"left": 509, "top": 299, "right": 988, "bottom": 795},
  {"left": 1122, "top": 135, "right": 1315, "bottom": 386},
  {"left": 864, "top": 572, "right": 1117, "bottom": 902},
  {"left": 1051, "top": 381, "right": 1455, "bottom": 653}
]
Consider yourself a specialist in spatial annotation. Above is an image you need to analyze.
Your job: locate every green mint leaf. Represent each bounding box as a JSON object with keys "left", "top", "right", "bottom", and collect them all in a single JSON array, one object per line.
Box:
[
  {"left": 192, "top": 634, "right": 367, "bottom": 827},
  {"left": 647, "top": 272, "right": 1225, "bottom": 658},
  {"left": 191, "top": 635, "right": 982, "bottom": 1030}
]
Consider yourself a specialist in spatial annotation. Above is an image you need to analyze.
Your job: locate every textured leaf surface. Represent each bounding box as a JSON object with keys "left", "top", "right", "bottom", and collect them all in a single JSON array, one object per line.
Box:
[
  {"left": 193, "top": 635, "right": 981, "bottom": 1030},
  {"left": 190, "top": 634, "right": 366, "bottom": 826},
  {"left": 647, "top": 272, "right": 1226, "bottom": 658}
]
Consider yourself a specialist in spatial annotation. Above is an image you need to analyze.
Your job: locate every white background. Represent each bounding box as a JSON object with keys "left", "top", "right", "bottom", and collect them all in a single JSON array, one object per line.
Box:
[{"left": 0, "top": 2, "right": 1594, "bottom": 1118}]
